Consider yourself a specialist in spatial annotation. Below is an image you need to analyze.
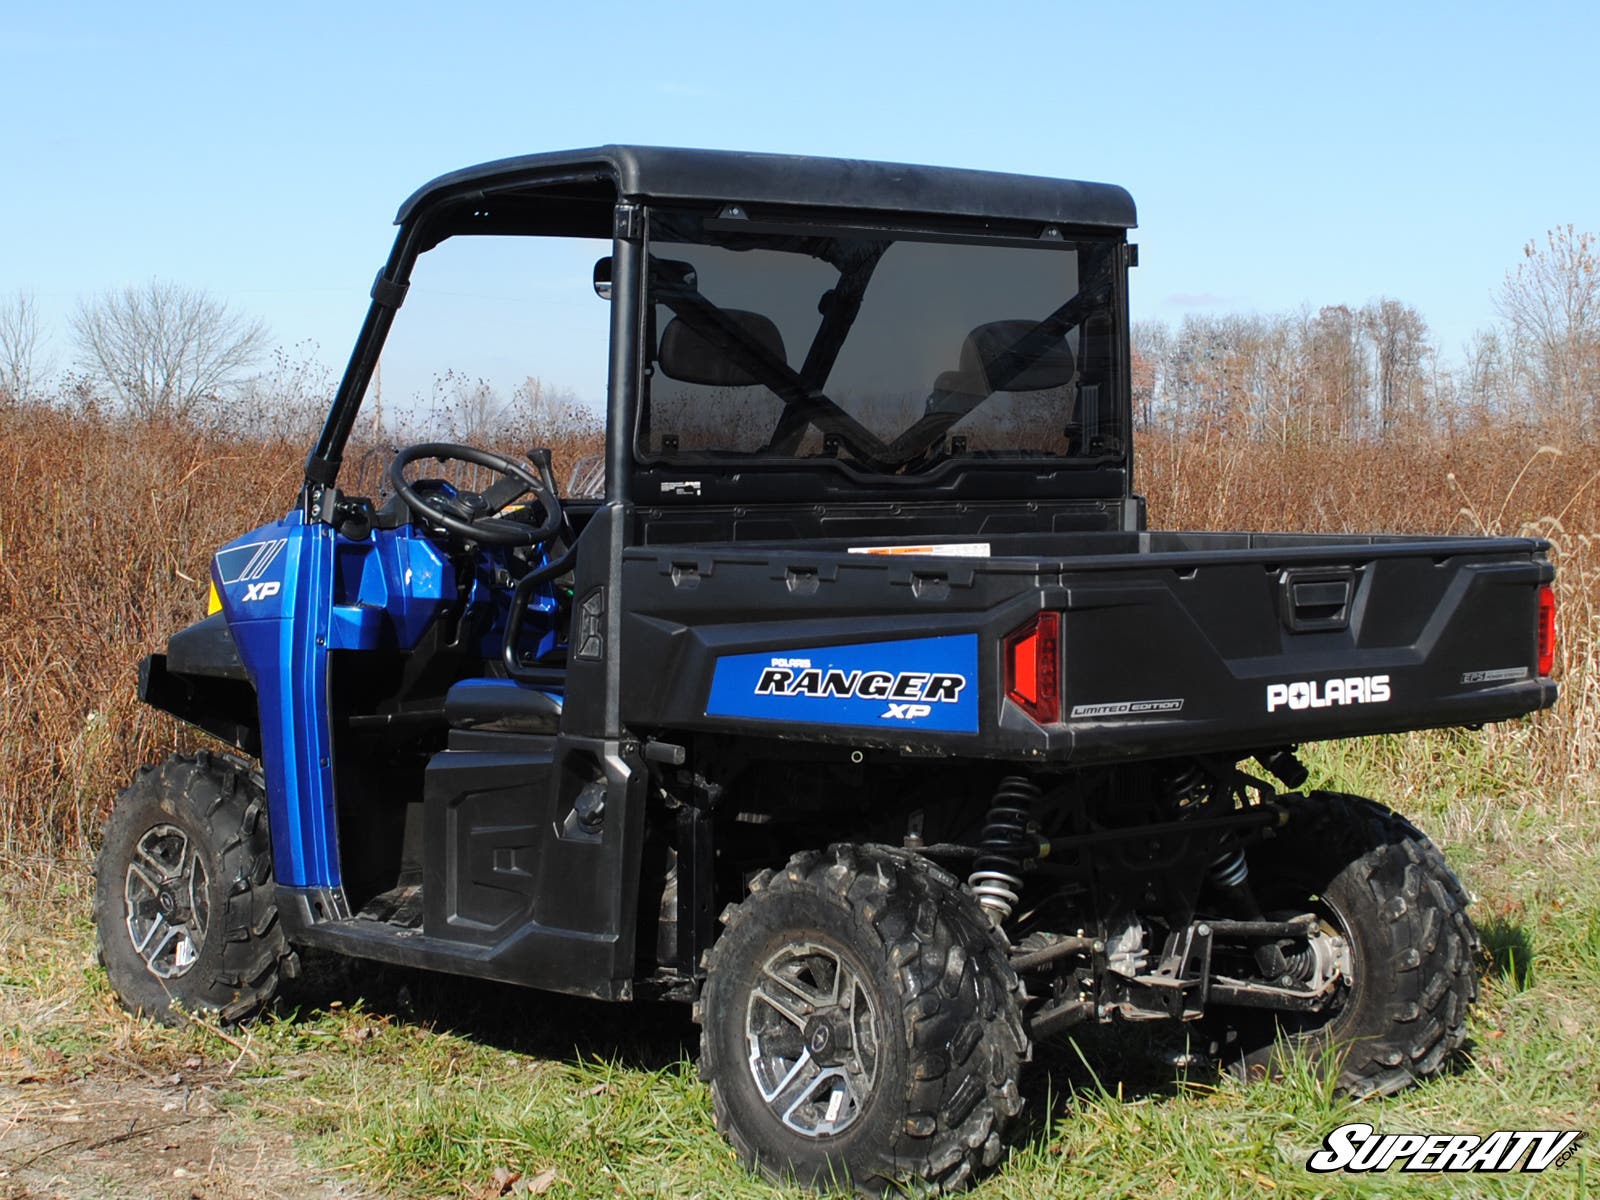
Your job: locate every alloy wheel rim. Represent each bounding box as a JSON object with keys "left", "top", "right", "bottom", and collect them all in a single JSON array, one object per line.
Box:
[
  {"left": 124, "top": 824, "right": 209, "bottom": 979},
  {"left": 744, "top": 941, "right": 882, "bottom": 1139}
]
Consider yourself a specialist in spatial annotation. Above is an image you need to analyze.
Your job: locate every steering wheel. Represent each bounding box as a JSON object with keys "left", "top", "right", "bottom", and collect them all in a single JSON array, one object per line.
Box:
[{"left": 387, "top": 442, "right": 562, "bottom": 548}]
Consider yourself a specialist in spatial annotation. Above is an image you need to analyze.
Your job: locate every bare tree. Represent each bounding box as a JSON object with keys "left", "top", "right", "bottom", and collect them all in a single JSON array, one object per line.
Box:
[
  {"left": 236, "top": 340, "right": 337, "bottom": 440},
  {"left": 1130, "top": 320, "right": 1169, "bottom": 432},
  {"left": 70, "top": 281, "right": 268, "bottom": 418},
  {"left": 1251, "top": 313, "right": 1309, "bottom": 445},
  {"left": 1495, "top": 225, "right": 1600, "bottom": 432},
  {"left": 1361, "top": 298, "right": 1430, "bottom": 434},
  {"left": 0, "top": 289, "right": 47, "bottom": 403},
  {"left": 1306, "top": 305, "right": 1369, "bottom": 439},
  {"left": 508, "top": 375, "right": 601, "bottom": 442}
]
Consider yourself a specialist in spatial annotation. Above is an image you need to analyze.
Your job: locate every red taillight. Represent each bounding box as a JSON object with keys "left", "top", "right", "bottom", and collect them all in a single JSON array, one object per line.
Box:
[
  {"left": 1537, "top": 584, "right": 1556, "bottom": 677},
  {"left": 1003, "top": 612, "right": 1061, "bottom": 724}
]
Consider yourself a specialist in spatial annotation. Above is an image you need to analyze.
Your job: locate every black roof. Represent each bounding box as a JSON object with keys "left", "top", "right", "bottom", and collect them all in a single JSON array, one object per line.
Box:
[{"left": 395, "top": 145, "right": 1136, "bottom": 230}]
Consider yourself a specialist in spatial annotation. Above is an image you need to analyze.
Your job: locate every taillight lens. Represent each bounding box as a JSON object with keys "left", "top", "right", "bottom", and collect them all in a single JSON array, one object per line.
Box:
[
  {"left": 1537, "top": 584, "right": 1556, "bottom": 677},
  {"left": 1003, "top": 612, "right": 1061, "bottom": 724}
]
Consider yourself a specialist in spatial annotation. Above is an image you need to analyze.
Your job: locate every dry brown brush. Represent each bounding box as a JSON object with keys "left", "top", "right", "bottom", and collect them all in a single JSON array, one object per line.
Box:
[{"left": 2, "top": 401, "right": 1595, "bottom": 857}]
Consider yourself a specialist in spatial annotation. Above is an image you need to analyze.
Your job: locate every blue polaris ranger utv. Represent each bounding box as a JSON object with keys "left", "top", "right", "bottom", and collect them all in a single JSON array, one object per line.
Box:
[{"left": 97, "top": 147, "right": 1557, "bottom": 1193}]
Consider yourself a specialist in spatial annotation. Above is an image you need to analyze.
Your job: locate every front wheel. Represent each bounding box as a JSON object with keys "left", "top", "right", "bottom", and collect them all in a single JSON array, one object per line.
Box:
[
  {"left": 698, "top": 844, "right": 1028, "bottom": 1194},
  {"left": 93, "top": 752, "right": 296, "bottom": 1025},
  {"left": 1206, "top": 791, "right": 1480, "bottom": 1096}
]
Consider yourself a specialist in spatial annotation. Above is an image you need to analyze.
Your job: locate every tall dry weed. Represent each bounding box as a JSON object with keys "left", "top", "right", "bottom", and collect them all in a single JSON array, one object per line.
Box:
[
  {"left": 0, "top": 404, "right": 303, "bottom": 858},
  {"left": 2, "top": 403, "right": 1594, "bottom": 856},
  {"left": 0, "top": 401, "right": 603, "bottom": 858}
]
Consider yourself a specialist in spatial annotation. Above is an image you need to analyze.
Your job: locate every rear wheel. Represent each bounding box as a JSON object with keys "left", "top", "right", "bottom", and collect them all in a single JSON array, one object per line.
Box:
[
  {"left": 1206, "top": 791, "right": 1479, "bottom": 1096},
  {"left": 94, "top": 751, "right": 295, "bottom": 1025},
  {"left": 699, "top": 844, "right": 1028, "bottom": 1194}
]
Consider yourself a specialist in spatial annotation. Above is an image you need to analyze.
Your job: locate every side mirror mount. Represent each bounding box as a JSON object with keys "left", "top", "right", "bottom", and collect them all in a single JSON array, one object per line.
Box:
[{"left": 592, "top": 257, "right": 612, "bottom": 301}]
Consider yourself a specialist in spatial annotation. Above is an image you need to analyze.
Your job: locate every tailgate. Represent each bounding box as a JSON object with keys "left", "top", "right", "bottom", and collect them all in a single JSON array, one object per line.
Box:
[{"left": 1057, "top": 536, "right": 1556, "bottom": 762}]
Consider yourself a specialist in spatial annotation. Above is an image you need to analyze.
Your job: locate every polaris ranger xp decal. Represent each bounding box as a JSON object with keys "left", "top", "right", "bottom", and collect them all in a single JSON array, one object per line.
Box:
[{"left": 706, "top": 635, "right": 979, "bottom": 733}]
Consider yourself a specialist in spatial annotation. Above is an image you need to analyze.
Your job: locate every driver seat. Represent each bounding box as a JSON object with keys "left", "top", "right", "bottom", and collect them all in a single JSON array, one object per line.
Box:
[{"left": 444, "top": 677, "right": 562, "bottom": 736}]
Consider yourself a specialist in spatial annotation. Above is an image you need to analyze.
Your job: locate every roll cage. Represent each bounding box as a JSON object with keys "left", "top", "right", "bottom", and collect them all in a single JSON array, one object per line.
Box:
[{"left": 301, "top": 145, "right": 1137, "bottom": 510}]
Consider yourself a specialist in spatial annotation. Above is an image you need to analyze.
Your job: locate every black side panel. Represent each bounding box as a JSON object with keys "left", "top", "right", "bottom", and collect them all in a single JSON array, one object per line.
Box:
[
  {"left": 424, "top": 743, "right": 553, "bottom": 944},
  {"left": 293, "top": 732, "right": 651, "bottom": 1000},
  {"left": 618, "top": 545, "right": 1045, "bottom": 759},
  {"left": 561, "top": 503, "right": 628, "bottom": 738}
]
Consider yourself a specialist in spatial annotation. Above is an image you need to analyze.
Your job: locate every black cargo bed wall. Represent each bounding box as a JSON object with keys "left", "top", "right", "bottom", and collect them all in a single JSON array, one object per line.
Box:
[{"left": 632, "top": 499, "right": 1137, "bottom": 546}]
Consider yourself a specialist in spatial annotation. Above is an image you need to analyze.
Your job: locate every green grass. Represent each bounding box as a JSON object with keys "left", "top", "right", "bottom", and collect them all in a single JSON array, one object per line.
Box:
[{"left": 3, "top": 735, "right": 1596, "bottom": 1198}]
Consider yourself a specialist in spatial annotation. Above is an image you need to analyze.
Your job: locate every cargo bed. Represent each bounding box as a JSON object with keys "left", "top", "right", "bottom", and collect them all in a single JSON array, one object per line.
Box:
[{"left": 619, "top": 529, "right": 1556, "bottom": 764}]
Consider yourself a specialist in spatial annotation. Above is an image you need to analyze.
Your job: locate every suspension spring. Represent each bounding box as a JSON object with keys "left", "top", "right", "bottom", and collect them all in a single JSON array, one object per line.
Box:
[
  {"left": 1282, "top": 941, "right": 1318, "bottom": 982},
  {"left": 1209, "top": 845, "right": 1250, "bottom": 890},
  {"left": 1204, "top": 839, "right": 1300, "bottom": 981},
  {"left": 1165, "top": 762, "right": 1209, "bottom": 810},
  {"left": 968, "top": 776, "right": 1041, "bottom": 926}
]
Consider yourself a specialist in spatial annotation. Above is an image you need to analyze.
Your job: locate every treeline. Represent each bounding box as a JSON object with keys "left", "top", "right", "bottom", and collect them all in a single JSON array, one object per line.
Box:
[
  {"left": 1133, "top": 226, "right": 1599, "bottom": 444},
  {"left": 0, "top": 280, "right": 604, "bottom": 471},
  {"left": 4, "top": 226, "right": 1594, "bottom": 453}
]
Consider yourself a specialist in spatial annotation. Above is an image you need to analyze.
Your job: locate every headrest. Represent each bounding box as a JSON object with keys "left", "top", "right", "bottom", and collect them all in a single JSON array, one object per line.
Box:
[
  {"left": 959, "top": 320, "right": 1076, "bottom": 392},
  {"left": 658, "top": 312, "right": 787, "bottom": 387}
]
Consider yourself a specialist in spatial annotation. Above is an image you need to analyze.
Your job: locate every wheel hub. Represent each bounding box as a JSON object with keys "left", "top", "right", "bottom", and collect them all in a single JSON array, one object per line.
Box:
[
  {"left": 745, "top": 941, "right": 881, "bottom": 1139},
  {"left": 802, "top": 1012, "right": 855, "bottom": 1066},
  {"left": 124, "top": 824, "right": 208, "bottom": 979},
  {"left": 155, "top": 886, "right": 193, "bottom": 922},
  {"left": 1302, "top": 925, "right": 1353, "bottom": 992}
]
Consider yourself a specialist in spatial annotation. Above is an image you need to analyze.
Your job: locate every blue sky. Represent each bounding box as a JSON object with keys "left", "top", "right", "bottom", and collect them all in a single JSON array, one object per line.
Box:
[{"left": 3, "top": 1, "right": 1595, "bottom": 410}]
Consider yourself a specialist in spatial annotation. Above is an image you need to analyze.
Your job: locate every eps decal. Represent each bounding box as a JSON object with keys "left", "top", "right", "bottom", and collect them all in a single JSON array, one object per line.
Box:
[{"left": 706, "top": 635, "right": 978, "bottom": 733}]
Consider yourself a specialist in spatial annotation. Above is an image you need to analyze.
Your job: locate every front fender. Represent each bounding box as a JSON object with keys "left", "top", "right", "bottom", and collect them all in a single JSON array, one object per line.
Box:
[{"left": 138, "top": 646, "right": 261, "bottom": 757}]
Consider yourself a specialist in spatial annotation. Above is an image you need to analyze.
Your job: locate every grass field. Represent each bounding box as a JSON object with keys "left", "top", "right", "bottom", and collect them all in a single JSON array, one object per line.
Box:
[
  {"left": 3, "top": 738, "right": 1594, "bottom": 1198},
  {"left": 1, "top": 403, "right": 1597, "bottom": 1196}
]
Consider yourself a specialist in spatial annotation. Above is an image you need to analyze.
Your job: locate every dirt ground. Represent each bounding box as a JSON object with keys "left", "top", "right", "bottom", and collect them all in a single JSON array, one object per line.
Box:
[{"left": 0, "top": 1066, "right": 364, "bottom": 1200}]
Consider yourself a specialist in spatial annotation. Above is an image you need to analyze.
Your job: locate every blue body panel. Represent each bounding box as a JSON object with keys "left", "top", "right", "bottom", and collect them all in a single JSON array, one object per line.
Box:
[
  {"left": 215, "top": 514, "right": 345, "bottom": 887},
  {"left": 706, "top": 634, "right": 980, "bottom": 733},
  {"left": 212, "top": 509, "right": 561, "bottom": 890}
]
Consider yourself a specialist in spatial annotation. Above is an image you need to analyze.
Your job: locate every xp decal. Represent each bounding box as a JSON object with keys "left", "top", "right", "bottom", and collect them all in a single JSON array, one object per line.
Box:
[
  {"left": 706, "top": 635, "right": 979, "bottom": 733},
  {"left": 1267, "top": 674, "right": 1390, "bottom": 713}
]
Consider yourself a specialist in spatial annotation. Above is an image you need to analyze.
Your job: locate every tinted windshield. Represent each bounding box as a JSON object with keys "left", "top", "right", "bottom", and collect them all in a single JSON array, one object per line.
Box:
[{"left": 638, "top": 211, "right": 1123, "bottom": 476}]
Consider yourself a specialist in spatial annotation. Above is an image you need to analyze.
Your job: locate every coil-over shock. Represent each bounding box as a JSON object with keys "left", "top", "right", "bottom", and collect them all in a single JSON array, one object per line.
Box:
[
  {"left": 967, "top": 776, "right": 1041, "bottom": 926},
  {"left": 1167, "top": 760, "right": 1295, "bottom": 982}
]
